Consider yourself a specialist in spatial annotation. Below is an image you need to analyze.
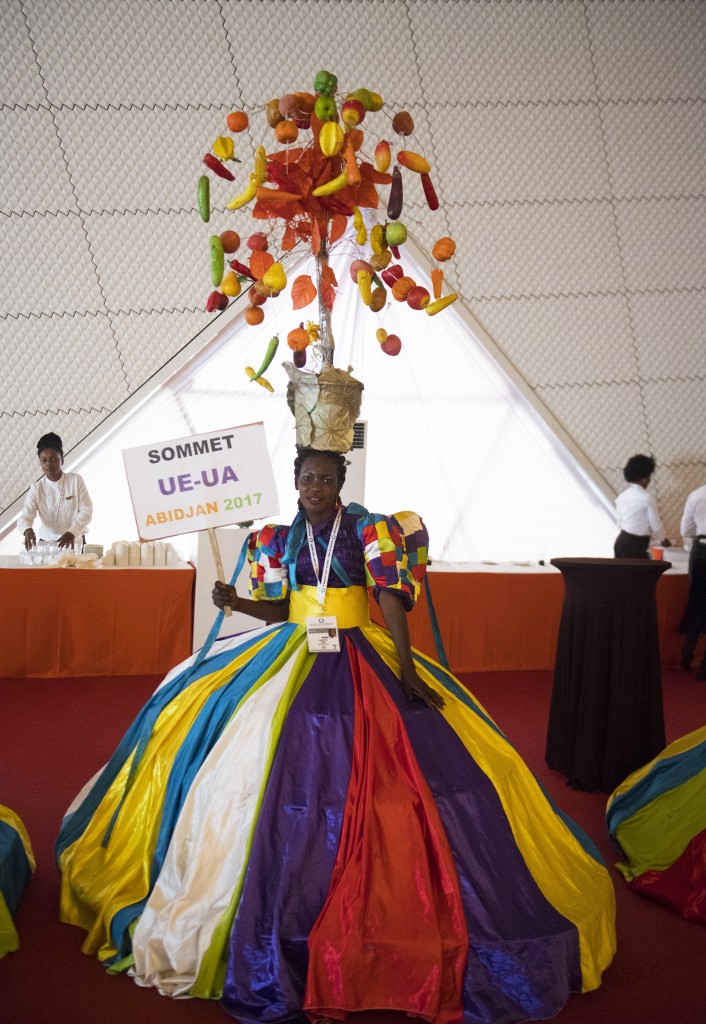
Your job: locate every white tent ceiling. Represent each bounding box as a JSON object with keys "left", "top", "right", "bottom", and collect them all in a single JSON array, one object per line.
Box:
[{"left": 1, "top": 0, "right": 705, "bottom": 553}]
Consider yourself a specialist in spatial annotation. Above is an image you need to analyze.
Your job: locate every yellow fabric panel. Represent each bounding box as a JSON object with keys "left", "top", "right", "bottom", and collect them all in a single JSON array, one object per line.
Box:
[
  {"left": 0, "top": 890, "right": 20, "bottom": 958},
  {"left": 289, "top": 585, "right": 370, "bottom": 627}
]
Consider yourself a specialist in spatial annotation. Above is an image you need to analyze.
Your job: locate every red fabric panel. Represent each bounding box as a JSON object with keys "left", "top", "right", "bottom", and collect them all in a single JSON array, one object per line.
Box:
[
  {"left": 0, "top": 567, "right": 194, "bottom": 677},
  {"left": 629, "top": 827, "right": 706, "bottom": 923},
  {"left": 305, "top": 640, "right": 467, "bottom": 1024}
]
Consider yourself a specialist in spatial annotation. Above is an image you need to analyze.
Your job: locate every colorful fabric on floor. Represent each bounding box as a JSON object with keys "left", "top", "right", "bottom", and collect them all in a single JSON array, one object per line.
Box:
[
  {"left": 0, "top": 805, "right": 36, "bottom": 957},
  {"left": 607, "top": 724, "right": 706, "bottom": 922},
  {"left": 57, "top": 507, "right": 616, "bottom": 1023}
]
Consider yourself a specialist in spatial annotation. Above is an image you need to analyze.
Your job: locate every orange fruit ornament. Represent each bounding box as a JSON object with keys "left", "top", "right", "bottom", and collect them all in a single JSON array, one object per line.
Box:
[
  {"left": 226, "top": 111, "right": 249, "bottom": 132},
  {"left": 275, "top": 120, "right": 298, "bottom": 144},
  {"left": 287, "top": 327, "right": 310, "bottom": 351}
]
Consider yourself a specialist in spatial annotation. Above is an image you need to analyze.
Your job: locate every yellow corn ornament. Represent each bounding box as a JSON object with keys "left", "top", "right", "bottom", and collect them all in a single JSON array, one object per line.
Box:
[
  {"left": 254, "top": 146, "right": 267, "bottom": 186},
  {"left": 425, "top": 293, "right": 458, "bottom": 316}
]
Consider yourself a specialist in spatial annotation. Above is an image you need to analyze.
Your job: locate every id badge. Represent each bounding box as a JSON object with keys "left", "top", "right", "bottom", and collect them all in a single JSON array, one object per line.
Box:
[{"left": 306, "top": 615, "right": 340, "bottom": 653}]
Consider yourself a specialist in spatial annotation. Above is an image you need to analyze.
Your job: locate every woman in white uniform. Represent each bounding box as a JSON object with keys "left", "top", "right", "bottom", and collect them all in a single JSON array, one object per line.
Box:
[{"left": 17, "top": 432, "right": 92, "bottom": 551}]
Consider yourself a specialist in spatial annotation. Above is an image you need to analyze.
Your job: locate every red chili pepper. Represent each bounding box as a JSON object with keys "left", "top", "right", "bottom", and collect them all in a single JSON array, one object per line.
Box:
[
  {"left": 420, "top": 172, "right": 439, "bottom": 211},
  {"left": 390, "top": 245, "right": 401, "bottom": 260},
  {"left": 229, "top": 259, "right": 256, "bottom": 280},
  {"left": 203, "top": 153, "right": 235, "bottom": 181}
]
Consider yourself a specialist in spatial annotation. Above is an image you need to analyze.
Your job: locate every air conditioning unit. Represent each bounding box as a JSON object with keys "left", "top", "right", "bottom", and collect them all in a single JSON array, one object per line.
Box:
[{"left": 342, "top": 420, "right": 367, "bottom": 506}]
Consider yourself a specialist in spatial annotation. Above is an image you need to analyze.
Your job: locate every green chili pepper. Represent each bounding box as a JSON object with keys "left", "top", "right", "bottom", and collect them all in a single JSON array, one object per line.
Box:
[{"left": 251, "top": 335, "right": 279, "bottom": 381}]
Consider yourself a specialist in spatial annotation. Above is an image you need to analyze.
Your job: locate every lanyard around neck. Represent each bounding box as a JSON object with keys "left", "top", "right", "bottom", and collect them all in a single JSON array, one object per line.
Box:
[{"left": 306, "top": 509, "right": 342, "bottom": 611}]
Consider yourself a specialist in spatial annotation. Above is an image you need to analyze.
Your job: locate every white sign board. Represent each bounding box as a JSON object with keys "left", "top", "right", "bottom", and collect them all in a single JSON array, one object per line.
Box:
[{"left": 123, "top": 422, "right": 279, "bottom": 540}]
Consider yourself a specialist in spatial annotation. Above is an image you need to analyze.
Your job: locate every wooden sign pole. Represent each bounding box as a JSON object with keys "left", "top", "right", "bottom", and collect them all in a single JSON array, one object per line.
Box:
[{"left": 208, "top": 527, "right": 232, "bottom": 617}]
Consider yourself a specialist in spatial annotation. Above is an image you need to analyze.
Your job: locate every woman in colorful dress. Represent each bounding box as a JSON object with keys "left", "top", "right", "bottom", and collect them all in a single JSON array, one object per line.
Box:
[{"left": 57, "top": 447, "right": 616, "bottom": 1024}]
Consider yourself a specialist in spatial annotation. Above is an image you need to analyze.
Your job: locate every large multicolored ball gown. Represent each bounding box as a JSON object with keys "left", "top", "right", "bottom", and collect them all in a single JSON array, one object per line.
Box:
[
  {"left": 56, "top": 504, "right": 616, "bottom": 1024},
  {"left": 607, "top": 724, "right": 706, "bottom": 923}
]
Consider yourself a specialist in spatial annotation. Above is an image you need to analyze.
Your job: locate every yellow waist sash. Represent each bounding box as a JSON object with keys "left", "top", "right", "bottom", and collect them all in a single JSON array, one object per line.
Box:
[{"left": 289, "top": 585, "right": 371, "bottom": 628}]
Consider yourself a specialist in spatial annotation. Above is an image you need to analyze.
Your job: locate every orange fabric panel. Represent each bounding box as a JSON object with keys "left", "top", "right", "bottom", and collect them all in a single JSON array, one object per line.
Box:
[
  {"left": 371, "top": 571, "right": 689, "bottom": 675},
  {"left": 0, "top": 568, "right": 194, "bottom": 678}
]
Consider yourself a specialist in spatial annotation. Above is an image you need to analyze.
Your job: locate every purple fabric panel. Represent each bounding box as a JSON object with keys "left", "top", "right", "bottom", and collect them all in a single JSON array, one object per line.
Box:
[
  {"left": 349, "top": 632, "right": 583, "bottom": 1024},
  {"left": 221, "top": 650, "right": 355, "bottom": 1024},
  {"left": 295, "top": 510, "right": 367, "bottom": 588}
]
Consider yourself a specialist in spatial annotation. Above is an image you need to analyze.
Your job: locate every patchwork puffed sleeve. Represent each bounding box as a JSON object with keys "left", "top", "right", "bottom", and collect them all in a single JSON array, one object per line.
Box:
[
  {"left": 357, "top": 510, "right": 429, "bottom": 611},
  {"left": 246, "top": 524, "right": 290, "bottom": 601}
]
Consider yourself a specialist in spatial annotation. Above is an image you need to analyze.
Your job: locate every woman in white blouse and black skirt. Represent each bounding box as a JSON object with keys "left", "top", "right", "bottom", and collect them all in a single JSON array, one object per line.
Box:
[
  {"left": 17, "top": 432, "right": 93, "bottom": 551},
  {"left": 614, "top": 453, "right": 671, "bottom": 559}
]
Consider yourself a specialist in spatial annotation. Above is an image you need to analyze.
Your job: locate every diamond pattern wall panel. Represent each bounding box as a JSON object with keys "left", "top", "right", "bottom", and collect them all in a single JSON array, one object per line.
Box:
[
  {"left": 409, "top": 0, "right": 596, "bottom": 104},
  {"left": 602, "top": 99, "right": 706, "bottom": 200},
  {"left": 55, "top": 104, "right": 234, "bottom": 215},
  {"left": 23, "top": 0, "right": 235, "bottom": 108},
  {"left": 0, "top": 213, "right": 104, "bottom": 318},
  {"left": 657, "top": 463, "right": 706, "bottom": 537},
  {"left": 536, "top": 380, "right": 648, "bottom": 471},
  {"left": 0, "top": 107, "right": 78, "bottom": 216},
  {"left": 587, "top": 0, "right": 706, "bottom": 103},
  {"left": 84, "top": 209, "right": 206, "bottom": 313},
  {"left": 630, "top": 290, "right": 706, "bottom": 382},
  {"left": 643, "top": 378, "right": 706, "bottom": 464},
  {"left": 1, "top": 0, "right": 46, "bottom": 107},
  {"left": 432, "top": 101, "right": 611, "bottom": 206},
  {"left": 0, "top": 313, "right": 129, "bottom": 414},
  {"left": 221, "top": 0, "right": 420, "bottom": 108},
  {"left": 454, "top": 200, "right": 624, "bottom": 300},
  {"left": 112, "top": 308, "right": 212, "bottom": 390},
  {"left": 472, "top": 293, "right": 638, "bottom": 388},
  {"left": 616, "top": 196, "right": 706, "bottom": 293}
]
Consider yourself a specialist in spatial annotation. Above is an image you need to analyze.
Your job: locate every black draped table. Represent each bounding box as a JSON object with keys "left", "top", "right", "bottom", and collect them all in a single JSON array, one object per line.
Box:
[{"left": 545, "top": 557, "right": 669, "bottom": 792}]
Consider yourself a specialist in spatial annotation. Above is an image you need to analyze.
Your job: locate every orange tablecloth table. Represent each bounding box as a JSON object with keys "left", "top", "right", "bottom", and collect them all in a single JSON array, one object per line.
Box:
[
  {"left": 0, "top": 562, "right": 194, "bottom": 678},
  {"left": 379, "top": 563, "right": 690, "bottom": 675}
]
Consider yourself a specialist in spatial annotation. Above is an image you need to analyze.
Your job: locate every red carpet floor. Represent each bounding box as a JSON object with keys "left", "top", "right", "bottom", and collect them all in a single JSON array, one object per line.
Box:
[{"left": 1, "top": 668, "right": 705, "bottom": 1024}]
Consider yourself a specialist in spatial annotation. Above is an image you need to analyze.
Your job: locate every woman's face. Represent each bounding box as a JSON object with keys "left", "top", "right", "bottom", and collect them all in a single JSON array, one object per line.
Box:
[
  {"left": 38, "top": 447, "right": 63, "bottom": 481},
  {"left": 296, "top": 455, "right": 340, "bottom": 520}
]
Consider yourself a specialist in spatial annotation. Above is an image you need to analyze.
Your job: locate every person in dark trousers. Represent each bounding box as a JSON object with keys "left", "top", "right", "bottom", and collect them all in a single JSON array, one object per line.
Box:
[
  {"left": 679, "top": 479, "right": 706, "bottom": 678},
  {"left": 614, "top": 454, "right": 671, "bottom": 559}
]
